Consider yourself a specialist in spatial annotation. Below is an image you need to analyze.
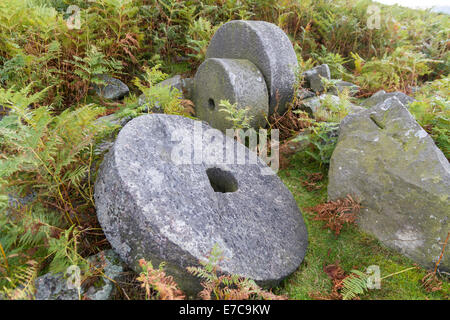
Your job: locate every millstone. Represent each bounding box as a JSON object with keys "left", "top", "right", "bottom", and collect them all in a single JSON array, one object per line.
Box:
[
  {"left": 193, "top": 58, "right": 269, "bottom": 131},
  {"left": 94, "top": 114, "right": 308, "bottom": 294},
  {"left": 206, "top": 20, "right": 298, "bottom": 115}
]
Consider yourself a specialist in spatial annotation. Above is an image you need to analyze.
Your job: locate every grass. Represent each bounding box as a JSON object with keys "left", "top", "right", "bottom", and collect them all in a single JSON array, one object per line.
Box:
[{"left": 275, "top": 153, "right": 450, "bottom": 300}]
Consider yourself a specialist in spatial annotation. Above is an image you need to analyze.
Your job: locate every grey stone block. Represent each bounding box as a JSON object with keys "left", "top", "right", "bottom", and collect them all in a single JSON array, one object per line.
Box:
[
  {"left": 93, "top": 75, "right": 129, "bottom": 100},
  {"left": 302, "top": 64, "right": 331, "bottom": 93},
  {"left": 34, "top": 250, "right": 124, "bottom": 300}
]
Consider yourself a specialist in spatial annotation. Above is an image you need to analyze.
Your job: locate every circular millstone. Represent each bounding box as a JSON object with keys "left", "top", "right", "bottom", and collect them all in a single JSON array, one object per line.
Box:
[
  {"left": 94, "top": 114, "right": 308, "bottom": 294},
  {"left": 206, "top": 20, "right": 298, "bottom": 115},
  {"left": 193, "top": 58, "right": 269, "bottom": 131}
]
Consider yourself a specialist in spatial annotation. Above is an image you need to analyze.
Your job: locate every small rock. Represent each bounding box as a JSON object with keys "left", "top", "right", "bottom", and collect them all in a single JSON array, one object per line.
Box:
[
  {"left": 93, "top": 75, "right": 129, "bottom": 100},
  {"left": 35, "top": 273, "right": 80, "bottom": 300},
  {"left": 137, "top": 94, "right": 163, "bottom": 113},
  {"left": 182, "top": 78, "right": 195, "bottom": 100},
  {"left": 84, "top": 250, "right": 124, "bottom": 300},
  {"left": 95, "top": 113, "right": 131, "bottom": 128},
  {"left": 330, "top": 81, "right": 360, "bottom": 96},
  {"left": 362, "top": 90, "right": 415, "bottom": 108},
  {"left": 302, "top": 64, "right": 331, "bottom": 93},
  {"left": 296, "top": 89, "right": 315, "bottom": 101},
  {"left": 328, "top": 97, "right": 450, "bottom": 271},
  {"left": 297, "top": 94, "right": 364, "bottom": 119},
  {"left": 34, "top": 250, "right": 124, "bottom": 300}
]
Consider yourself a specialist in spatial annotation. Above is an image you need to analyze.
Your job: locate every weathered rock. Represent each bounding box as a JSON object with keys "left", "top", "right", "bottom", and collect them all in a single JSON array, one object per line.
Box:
[
  {"left": 206, "top": 20, "right": 298, "bottom": 115},
  {"left": 330, "top": 81, "right": 360, "bottom": 96},
  {"left": 84, "top": 250, "right": 124, "bottom": 300},
  {"left": 34, "top": 250, "right": 124, "bottom": 300},
  {"left": 93, "top": 75, "right": 129, "bottom": 100},
  {"left": 182, "top": 78, "right": 195, "bottom": 100},
  {"left": 296, "top": 89, "right": 315, "bottom": 101},
  {"left": 193, "top": 58, "right": 269, "bottom": 131},
  {"left": 302, "top": 64, "right": 331, "bottom": 93},
  {"left": 362, "top": 90, "right": 415, "bottom": 108},
  {"left": 297, "top": 94, "right": 364, "bottom": 119},
  {"left": 94, "top": 114, "right": 308, "bottom": 295},
  {"left": 157, "top": 75, "right": 194, "bottom": 100},
  {"left": 328, "top": 97, "right": 450, "bottom": 271},
  {"left": 95, "top": 113, "right": 131, "bottom": 128},
  {"left": 35, "top": 273, "right": 80, "bottom": 300}
]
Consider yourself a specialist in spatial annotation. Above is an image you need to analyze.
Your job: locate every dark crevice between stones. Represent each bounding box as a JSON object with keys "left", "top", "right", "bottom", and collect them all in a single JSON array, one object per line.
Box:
[
  {"left": 206, "top": 167, "right": 238, "bottom": 193},
  {"left": 370, "top": 114, "right": 385, "bottom": 130},
  {"left": 208, "top": 98, "right": 215, "bottom": 110}
]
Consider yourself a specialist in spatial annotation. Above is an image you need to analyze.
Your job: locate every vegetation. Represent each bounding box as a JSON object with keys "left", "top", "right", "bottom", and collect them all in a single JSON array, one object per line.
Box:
[{"left": 0, "top": 0, "right": 448, "bottom": 300}]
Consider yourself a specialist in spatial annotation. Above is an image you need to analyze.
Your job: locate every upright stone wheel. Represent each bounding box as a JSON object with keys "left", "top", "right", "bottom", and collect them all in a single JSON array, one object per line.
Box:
[
  {"left": 206, "top": 20, "right": 298, "bottom": 115},
  {"left": 193, "top": 58, "right": 269, "bottom": 131}
]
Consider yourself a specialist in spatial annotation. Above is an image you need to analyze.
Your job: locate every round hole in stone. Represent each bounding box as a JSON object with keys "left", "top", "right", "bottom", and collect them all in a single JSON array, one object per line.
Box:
[
  {"left": 206, "top": 167, "right": 238, "bottom": 193},
  {"left": 208, "top": 98, "right": 215, "bottom": 110}
]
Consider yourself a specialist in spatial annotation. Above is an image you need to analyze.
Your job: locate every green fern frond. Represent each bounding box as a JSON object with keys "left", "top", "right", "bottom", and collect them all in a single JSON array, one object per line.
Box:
[{"left": 341, "top": 270, "right": 370, "bottom": 300}]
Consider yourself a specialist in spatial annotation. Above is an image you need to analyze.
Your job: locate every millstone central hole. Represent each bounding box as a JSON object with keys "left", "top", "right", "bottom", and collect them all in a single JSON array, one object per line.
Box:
[
  {"left": 208, "top": 98, "right": 215, "bottom": 110},
  {"left": 206, "top": 168, "right": 238, "bottom": 193}
]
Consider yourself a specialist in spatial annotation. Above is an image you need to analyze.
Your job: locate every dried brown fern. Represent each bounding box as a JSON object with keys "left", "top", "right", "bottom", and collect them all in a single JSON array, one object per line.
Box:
[
  {"left": 187, "top": 245, "right": 287, "bottom": 300},
  {"left": 306, "top": 195, "right": 360, "bottom": 236},
  {"left": 136, "top": 259, "right": 185, "bottom": 300}
]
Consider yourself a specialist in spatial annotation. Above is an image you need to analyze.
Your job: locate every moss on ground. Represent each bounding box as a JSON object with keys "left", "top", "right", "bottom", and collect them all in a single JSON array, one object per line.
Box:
[{"left": 274, "top": 153, "right": 449, "bottom": 300}]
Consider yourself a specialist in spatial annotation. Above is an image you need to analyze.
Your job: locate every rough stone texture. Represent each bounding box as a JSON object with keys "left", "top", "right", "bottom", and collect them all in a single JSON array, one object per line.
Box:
[
  {"left": 302, "top": 64, "right": 331, "bottom": 93},
  {"left": 35, "top": 250, "right": 124, "bottom": 300},
  {"left": 362, "top": 90, "right": 415, "bottom": 108},
  {"left": 193, "top": 58, "right": 269, "bottom": 131},
  {"left": 84, "top": 250, "right": 124, "bottom": 300},
  {"left": 35, "top": 273, "right": 80, "bottom": 300},
  {"left": 296, "top": 89, "right": 315, "bottom": 101},
  {"left": 94, "top": 114, "right": 308, "bottom": 295},
  {"left": 328, "top": 97, "right": 450, "bottom": 271},
  {"left": 182, "top": 78, "right": 195, "bottom": 100},
  {"left": 297, "top": 94, "right": 365, "bottom": 119},
  {"left": 206, "top": 20, "right": 298, "bottom": 115},
  {"left": 330, "top": 80, "right": 360, "bottom": 96},
  {"left": 95, "top": 113, "right": 131, "bottom": 128},
  {"left": 93, "top": 75, "right": 129, "bottom": 100}
]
